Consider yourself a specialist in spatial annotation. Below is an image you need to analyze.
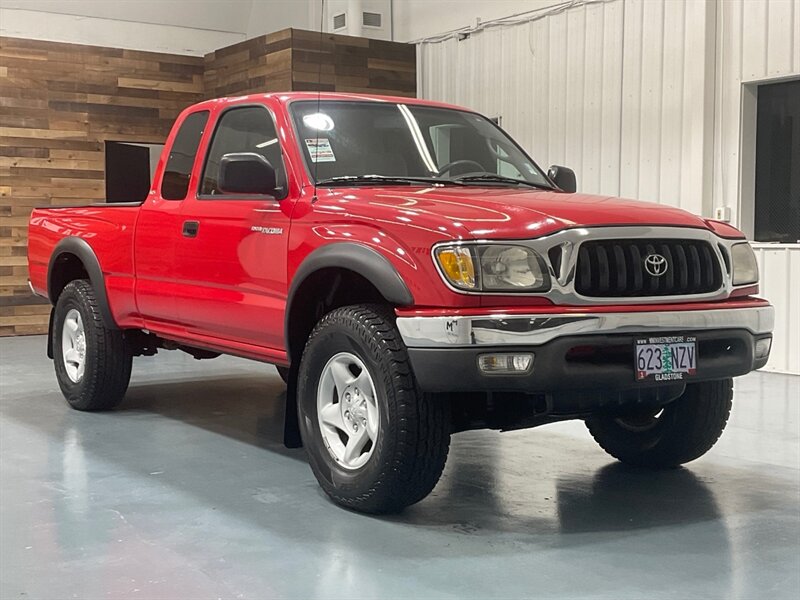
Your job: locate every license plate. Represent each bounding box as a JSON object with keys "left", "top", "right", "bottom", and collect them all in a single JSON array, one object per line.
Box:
[{"left": 635, "top": 336, "right": 697, "bottom": 381}]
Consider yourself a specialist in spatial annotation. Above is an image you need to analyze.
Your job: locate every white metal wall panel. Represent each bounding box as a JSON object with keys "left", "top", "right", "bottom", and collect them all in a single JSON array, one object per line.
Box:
[
  {"left": 753, "top": 246, "right": 800, "bottom": 374},
  {"left": 617, "top": 0, "right": 715, "bottom": 213},
  {"left": 418, "top": 0, "right": 625, "bottom": 197},
  {"left": 418, "top": 0, "right": 712, "bottom": 210},
  {"left": 714, "top": 0, "right": 800, "bottom": 375},
  {"left": 713, "top": 0, "right": 800, "bottom": 223}
]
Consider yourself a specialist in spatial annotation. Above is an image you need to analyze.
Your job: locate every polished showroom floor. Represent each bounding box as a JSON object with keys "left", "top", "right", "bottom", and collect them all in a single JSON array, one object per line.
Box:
[{"left": 1, "top": 335, "right": 798, "bottom": 599}]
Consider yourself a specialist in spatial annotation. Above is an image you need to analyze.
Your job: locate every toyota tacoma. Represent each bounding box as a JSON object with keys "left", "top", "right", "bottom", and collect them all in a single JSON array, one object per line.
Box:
[{"left": 27, "top": 93, "right": 774, "bottom": 513}]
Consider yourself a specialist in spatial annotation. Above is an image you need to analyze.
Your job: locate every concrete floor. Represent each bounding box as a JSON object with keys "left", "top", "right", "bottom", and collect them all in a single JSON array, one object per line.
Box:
[{"left": 1, "top": 335, "right": 798, "bottom": 600}]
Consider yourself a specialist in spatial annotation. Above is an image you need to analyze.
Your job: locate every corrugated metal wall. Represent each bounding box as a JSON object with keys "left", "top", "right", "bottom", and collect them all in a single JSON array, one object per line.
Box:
[
  {"left": 617, "top": 0, "right": 715, "bottom": 213},
  {"left": 714, "top": 0, "right": 800, "bottom": 227},
  {"left": 417, "top": 0, "right": 800, "bottom": 374},
  {"left": 417, "top": 0, "right": 715, "bottom": 213},
  {"left": 715, "top": 0, "right": 799, "bottom": 375},
  {"left": 420, "top": 1, "right": 625, "bottom": 196},
  {"left": 753, "top": 245, "right": 800, "bottom": 374}
]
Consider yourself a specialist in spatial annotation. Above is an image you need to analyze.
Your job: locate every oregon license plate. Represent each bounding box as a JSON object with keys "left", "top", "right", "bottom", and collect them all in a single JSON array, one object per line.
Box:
[{"left": 635, "top": 336, "right": 697, "bottom": 381}]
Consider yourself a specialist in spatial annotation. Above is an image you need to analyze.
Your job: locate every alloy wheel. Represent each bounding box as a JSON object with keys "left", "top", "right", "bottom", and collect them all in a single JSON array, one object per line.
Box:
[
  {"left": 61, "top": 308, "right": 86, "bottom": 383},
  {"left": 316, "top": 352, "right": 380, "bottom": 470}
]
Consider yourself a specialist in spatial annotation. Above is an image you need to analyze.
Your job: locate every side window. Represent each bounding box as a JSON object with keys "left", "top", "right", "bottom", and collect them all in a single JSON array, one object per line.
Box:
[
  {"left": 161, "top": 110, "right": 209, "bottom": 200},
  {"left": 200, "top": 106, "right": 287, "bottom": 198}
]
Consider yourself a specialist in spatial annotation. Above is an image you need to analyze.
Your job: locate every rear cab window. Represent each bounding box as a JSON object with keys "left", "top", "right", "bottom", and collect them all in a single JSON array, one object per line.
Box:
[{"left": 161, "top": 110, "right": 209, "bottom": 200}]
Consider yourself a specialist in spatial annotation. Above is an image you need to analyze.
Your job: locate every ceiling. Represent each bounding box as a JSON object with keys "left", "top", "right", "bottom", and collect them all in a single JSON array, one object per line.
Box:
[{"left": 0, "top": 0, "right": 302, "bottom": 36}]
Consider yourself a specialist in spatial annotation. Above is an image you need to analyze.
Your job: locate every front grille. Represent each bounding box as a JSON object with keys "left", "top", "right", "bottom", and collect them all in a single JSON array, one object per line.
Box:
[{"left": 574, "top": 239, "right": 723, "bottom": 297}]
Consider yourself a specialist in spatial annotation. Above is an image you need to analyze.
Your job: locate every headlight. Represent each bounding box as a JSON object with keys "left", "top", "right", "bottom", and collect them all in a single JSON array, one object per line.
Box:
[
  {"left": 731, "top": 242, "right": 758, "bottom": 286},
  {"left": 434, "top": 244, "right": 550, "bottom": 292}
]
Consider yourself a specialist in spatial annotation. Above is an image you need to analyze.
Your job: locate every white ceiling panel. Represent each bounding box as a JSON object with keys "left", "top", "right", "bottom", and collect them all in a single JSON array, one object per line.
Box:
[{"left": 0, "top": 0, "right": 255, "bottom": 34}]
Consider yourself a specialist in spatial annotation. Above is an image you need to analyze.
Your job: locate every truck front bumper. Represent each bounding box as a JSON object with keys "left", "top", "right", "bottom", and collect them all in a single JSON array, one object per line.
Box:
[{"left": 396, "top": 304, "right": 774, "bottom": 397}]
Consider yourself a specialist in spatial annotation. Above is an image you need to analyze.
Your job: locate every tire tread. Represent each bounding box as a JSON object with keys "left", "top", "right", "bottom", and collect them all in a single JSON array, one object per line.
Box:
[
  {"left": 54, "top": 280, "right": 131, "bottom": 411},
  {"left": 586, "top": 379, "right": 733, "bottom": 468},
  {"left": 300, "top": 304, "right": 450, "bottom": 513}
]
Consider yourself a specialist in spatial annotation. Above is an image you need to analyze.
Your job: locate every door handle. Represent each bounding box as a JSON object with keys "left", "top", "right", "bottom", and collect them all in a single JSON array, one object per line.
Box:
[{"left": 182, "top": 220, "right": 199, "bottom": 238}]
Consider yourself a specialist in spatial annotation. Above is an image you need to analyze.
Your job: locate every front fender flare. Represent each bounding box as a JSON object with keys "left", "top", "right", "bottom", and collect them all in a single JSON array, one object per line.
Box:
[
  {"left": 47, "top": 236, "right": 118, "bottom": 330},
  {"left": 285, "top": 242, "right": 413, "bottom": 343}
]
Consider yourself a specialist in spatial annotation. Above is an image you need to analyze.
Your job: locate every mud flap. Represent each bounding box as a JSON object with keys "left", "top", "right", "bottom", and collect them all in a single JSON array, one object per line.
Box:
[
  {"left": 46, "top": 306, "right": 55, "bottom": 359},
  {"left": 283, "top": 363, "right": 303, "bottom": 448}
]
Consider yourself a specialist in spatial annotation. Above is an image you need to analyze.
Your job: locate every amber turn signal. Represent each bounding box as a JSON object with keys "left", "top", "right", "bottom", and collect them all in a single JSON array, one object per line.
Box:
[{"left": 435, "top": 246, "right": 477, "bottom": 290}]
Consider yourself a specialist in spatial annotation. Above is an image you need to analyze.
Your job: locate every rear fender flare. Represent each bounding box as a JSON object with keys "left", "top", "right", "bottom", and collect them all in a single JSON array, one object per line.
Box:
[{"left": 47, "top": 237, "right": 117, "bottom": 330}]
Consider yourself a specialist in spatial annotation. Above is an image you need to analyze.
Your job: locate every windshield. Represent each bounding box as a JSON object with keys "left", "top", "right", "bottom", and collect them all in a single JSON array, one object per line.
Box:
[{"left": 290, "top": 100, "right": 551, "bottom": 187}]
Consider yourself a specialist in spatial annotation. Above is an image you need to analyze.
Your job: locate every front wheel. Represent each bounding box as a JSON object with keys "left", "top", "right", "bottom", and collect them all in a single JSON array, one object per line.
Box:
[
  {"left": 586, "top": 379, "right": 733, "bottom": 468},
  {"left": 297, "top": 305, "right": 450, "bottom": 514},
  {"left": 53, "top": 280, "right": 132, "bottom": 411}
]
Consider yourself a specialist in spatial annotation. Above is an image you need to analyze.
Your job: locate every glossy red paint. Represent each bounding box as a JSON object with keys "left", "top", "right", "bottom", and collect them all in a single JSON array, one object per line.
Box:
[
  {"left": 28, "top": 206, "right": 140, "bottom": 323},
  {"left": 704, "top": 219, "right": 747, "bottom": 239},
  {"left": 28, "top": 92, "right": 758, "bottom": 362},
  {"left": 324, "top": 186, "right": 717, "bottom": 240}
]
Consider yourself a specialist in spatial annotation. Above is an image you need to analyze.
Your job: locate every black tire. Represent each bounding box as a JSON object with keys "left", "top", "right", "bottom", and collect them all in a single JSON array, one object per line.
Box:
[
  {"left": 297, "top": 305, "right": 450, "bottom": 514},
  {"left": 276, "top": 366, "right": 290, "bottom": 385},
  {"left": 52, "top": 279, "right": 132, "bottom": 411},
  {"left": 585, "top": 379, "right": 733, "bottom": 468}
]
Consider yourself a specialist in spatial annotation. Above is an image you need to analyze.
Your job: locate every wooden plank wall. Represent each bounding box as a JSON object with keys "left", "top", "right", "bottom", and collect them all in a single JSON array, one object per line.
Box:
[
  {"left": 0, "top": 37, "right": 205, "bottom": 335},
  {"left": 0, "top": 30, "right": 415, "bottom": 336},
  {"left": 204, "top": 30, "right": 293, "bottom": 97},
  {"left": 204, "top": 29, "right": 415, "bottom": 98},
  {"left": 289, "top": 29, "right": 416, "bottom": 96}
]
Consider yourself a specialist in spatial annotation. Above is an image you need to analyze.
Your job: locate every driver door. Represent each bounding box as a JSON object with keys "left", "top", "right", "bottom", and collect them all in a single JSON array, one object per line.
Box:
[{"left": 170, "top": 105, "right": 293, "bottom": 350}]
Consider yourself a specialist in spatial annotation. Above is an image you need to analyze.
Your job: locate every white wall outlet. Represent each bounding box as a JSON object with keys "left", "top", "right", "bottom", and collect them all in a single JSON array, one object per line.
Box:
[{"left": 714, "top": 206, "right": 732, "bottom": 222}]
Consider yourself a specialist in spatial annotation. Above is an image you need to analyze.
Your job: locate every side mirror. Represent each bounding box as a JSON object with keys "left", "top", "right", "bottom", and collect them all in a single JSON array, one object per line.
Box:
[
  {"left": 219, "top": 152, "right": 279, "bottom": 196},
  {"left": 547, "top": 165, "right": 577, "bottom": 193}
]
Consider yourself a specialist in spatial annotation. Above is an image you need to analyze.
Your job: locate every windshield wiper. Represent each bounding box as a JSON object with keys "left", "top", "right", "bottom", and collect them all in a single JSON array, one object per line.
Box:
[
  {"left": 316, "top": 174, "right": 458, "bottom": 187},
  {"left": 451, "top": 174, "right": 553, "bottom": 190}
]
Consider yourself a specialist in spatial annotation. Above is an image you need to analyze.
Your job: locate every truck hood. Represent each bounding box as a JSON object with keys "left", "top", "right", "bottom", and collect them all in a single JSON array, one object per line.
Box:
[{"left": 335, "top": 186, "right": 713, "bottom": 239}]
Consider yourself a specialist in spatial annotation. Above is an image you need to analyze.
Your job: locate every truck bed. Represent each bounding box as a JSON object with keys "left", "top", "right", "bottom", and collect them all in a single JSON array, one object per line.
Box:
[{"left": 28, "top": 204, "right": 140, "bottom": 303}]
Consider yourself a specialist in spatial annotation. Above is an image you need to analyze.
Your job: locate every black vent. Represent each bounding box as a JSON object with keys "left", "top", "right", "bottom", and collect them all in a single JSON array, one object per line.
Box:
[
  {"left": 362, "top": 11, "right": 382, "bottom": 27},
  {"left": 333, "top": 13, "right": 346, "bottom": 29},
  {"left": 574, "top": 239, "right": 723, "bottom": 297},
  {"left": 548, "top": 246, "right": 563, "bottom": 278}
]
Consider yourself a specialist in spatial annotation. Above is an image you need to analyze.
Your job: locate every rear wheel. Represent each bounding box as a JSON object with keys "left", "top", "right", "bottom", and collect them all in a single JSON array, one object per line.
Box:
[
  {"left": 297, "top": 305, "right": 450, "bottom": 513},
  {"left": 53, "top": 280, "right": 132, "bottom": 411},
  {"left": 586, "top": 379, "right": 733, "bottom": 468}
]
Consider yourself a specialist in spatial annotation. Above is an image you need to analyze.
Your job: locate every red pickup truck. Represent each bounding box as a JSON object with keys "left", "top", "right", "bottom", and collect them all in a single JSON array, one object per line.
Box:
[{"left": 28, "top": 92, "right": 774, "bottom": 513}]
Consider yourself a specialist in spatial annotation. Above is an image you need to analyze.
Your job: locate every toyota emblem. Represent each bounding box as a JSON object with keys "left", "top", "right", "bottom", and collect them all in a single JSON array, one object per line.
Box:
[{"left": 644, "top": 254, "right": 668, "bottom": 277}]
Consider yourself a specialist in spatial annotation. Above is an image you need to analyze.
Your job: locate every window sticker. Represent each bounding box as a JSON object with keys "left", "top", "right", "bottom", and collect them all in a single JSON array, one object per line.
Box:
[{"left": 305, "top": 138, "right": 336, "bottom": 162}]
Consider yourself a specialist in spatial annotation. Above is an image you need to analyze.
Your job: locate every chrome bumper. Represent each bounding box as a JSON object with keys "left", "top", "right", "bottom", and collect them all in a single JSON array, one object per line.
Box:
[{"left": 396, "top": 305, "right": 775, "bottom": 348}]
